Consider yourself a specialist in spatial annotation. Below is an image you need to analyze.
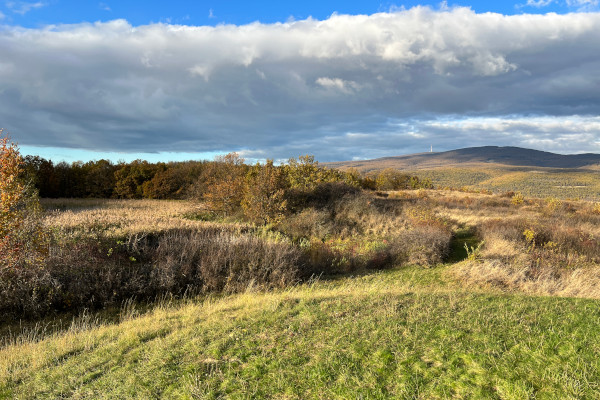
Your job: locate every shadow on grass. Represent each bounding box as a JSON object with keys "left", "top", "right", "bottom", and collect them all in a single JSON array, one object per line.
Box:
[{"left": 446, "top": 227, "right": 480, "bottom": 263}]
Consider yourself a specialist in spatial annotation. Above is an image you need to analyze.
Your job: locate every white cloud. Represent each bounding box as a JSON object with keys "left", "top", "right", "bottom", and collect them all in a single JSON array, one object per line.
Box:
[
  {"left": 525, "top": 0, "right": 555, "bottom": 7},
  {"left": 0, "top": 10, "right": 5, "bottom": 19},
  {"left": 5, "top": 1, "right": 46, "bottom": 15},
  {"left": 567, "top": 0, "right": 598, "bottom": 6},
  {"left": 566, "top": 0, "right": 599, "bottom": 11},
  {"left": 1, "top": 8, "right": 600, "bottom": 159},
  {"left": 99, "top": 2, "right": 111, "bottom": 12},
  {"left": 315, "top": 77, "right": 361, "bottom": 93}
]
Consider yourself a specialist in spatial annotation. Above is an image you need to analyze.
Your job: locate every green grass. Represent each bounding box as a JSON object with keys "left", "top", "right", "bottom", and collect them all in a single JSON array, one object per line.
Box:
[{"left": 2, "top": 265, "right": 600, "bottom": 399}]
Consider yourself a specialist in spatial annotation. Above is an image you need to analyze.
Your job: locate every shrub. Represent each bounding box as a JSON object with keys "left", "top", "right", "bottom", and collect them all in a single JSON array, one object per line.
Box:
[
  {"left": 392, "top": 225, "right": 452, "bottom": 266},
  {"left": 0, "top": 131, "right": 47, "bottom": 270},
  {"left": 242, "top": 160, "right": 288, "bottom": 224},
  {"left": 545, "top": 197, "right": 562, "bottom": 213},
  {"left": 202, "top": 153, "right": 247, "bottom": 217},
  {"left": 511, "top": 191, "right": 525, "bottom": 205},
  {"left": 0, "top": 228, "right": 305, "bottom": 319}
]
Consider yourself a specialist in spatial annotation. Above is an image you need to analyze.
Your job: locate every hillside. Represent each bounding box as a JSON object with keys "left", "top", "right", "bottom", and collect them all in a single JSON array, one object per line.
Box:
[
  {"left": 326, "top": 147, "right": 600, "bottom": 199},
  {"left": 326, "top": 146, "right": 600, "bottom": 172}
]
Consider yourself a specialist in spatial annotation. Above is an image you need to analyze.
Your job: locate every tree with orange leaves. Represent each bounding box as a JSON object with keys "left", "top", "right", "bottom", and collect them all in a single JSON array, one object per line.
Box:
[{"left": 0, "top": 130, "right": 46, "bottom": 268}]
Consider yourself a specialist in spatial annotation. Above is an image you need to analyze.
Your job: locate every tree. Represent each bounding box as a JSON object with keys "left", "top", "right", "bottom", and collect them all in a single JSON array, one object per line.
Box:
[
  {"left": 0, "top": 130, "right": 46, "bottom": 268},
  {"left": 242, "top": 160, "right": 288, "bottom": 224},
  {"left": 114, "top": 160, "right": 158, "bottom": 199},
  {"left": 203, "top": 153, "right": 247, "bottom": 217}
]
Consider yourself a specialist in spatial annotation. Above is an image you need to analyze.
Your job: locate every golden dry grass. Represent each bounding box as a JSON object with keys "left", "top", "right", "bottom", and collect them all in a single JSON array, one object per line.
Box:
[{"left": 41, "top": 199, "right": 249, "bottom": 238}]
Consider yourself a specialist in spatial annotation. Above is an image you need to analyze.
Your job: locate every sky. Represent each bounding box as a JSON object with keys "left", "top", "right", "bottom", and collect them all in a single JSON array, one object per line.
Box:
[{"left": 1, "top": 0, "right": 600, "bottom": 163}]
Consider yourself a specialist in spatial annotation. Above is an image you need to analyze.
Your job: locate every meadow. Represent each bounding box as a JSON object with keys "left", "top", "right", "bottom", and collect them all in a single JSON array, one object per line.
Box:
[
  {"left": 4, "top": 189, "right": 600, "bottom": 398},
  {"left": 409, "top": 165, "right": 600, "bottom": 200}
]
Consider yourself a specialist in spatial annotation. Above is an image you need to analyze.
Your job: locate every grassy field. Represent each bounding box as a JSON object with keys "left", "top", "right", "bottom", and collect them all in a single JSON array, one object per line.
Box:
[
  {"left": 408, "top": 166, "right": 600, "bottom": 200},
  {"left": 4, "top": 193, "right": 600, "bottom": 398},
  {"left": 326, "top": 147, "right": 600, "bottom": 200},
  {"left": 3, "top": 266, "right": 600, "bottom": 399}
]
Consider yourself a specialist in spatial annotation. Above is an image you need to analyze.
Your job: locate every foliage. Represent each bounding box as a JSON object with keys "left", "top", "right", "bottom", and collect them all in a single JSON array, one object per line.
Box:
[
  {"left": 464, "top": 241, "right": 484, "bottom": 262},
  {"left": 284, "top": 155, "right": 326, "bottom": 189},
  {"left": 511, "top": 191, "right": 525, "bottom": 205},
  {"left": 114, "top": 159, "right": 158, "bottom": 199},
  {"left": 0, "top": 131, "right": 46, "bottom": 269},
  {"left": 374, "top": 168, "right": 411, "bottom": 190},
  {"left": 202, "top": 153, "right": 247, "bottom": 217},
  {"left": 242, "top": 160, "right": 288, "bottom": 224}
]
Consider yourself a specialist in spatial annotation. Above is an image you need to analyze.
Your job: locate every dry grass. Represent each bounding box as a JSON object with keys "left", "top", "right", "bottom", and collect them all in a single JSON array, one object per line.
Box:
[
  {"left": 451, "top": 260, "right": 600, "bottom": 298},
  {"left": 41, "top": 198, "right": 249, "bottom": 238}
]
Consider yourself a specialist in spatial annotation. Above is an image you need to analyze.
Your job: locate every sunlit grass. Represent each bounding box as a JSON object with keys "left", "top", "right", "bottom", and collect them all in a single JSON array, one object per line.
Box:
[
  {"left": 41, "top": 198, "right": 249, "bottom": 238},
  {"left": 2, "top": 265, "right": 600, "bottom": 399},
  {"left": 409, "top": 166, "right": 600, "bottom": 200}
]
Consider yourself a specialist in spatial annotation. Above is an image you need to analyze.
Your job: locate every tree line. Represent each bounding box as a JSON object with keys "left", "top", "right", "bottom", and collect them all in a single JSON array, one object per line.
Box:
[{"left": 21, "top": 153, "right": 432, "bottom": 202}]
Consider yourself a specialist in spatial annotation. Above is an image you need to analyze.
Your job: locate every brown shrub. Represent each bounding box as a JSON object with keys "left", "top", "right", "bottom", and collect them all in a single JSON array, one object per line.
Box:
[
  {"left": 391, "top": 225, "right": 452, "bottom": 266},
  {"left": 0, "top": 228, "right": 303, "bottom": 320}
]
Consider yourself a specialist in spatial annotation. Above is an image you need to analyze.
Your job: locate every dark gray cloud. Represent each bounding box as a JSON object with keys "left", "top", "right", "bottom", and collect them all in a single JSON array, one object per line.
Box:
[{"left": 1, "top": 7, "right": 600, "bottom": 161}]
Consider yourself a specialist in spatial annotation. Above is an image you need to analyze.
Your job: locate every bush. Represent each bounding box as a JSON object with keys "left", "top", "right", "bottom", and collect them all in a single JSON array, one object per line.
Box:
[
  {"left": 0, "top": 228, "right": 304, "bottom": 319},
  {"left": 0, "top": 131, "right": 47, "bottom": 270},
  {"left": 511, "top": 192, "right": 525, "bottom": 205}
]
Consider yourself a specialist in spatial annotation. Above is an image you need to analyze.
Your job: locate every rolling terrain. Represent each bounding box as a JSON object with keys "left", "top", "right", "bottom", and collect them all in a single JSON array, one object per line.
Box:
[
  {"left": 4, "top": 191, "right": 600, "bottom": 398},
  {"left": 327, "top": 146, "right": 600, "bottom": 199}
]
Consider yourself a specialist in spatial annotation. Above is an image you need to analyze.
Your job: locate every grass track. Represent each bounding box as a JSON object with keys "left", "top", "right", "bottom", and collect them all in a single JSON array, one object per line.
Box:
[{"left": 2, "top": 266, "right": 600, "bottom": 399}]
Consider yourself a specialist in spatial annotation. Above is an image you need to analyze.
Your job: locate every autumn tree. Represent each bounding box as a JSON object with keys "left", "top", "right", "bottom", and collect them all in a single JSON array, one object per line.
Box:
[
  {"left": 284, "top": 155, "right": 345, "bottom": 190},
  {"left": 242, "top": 160, "right": 288, "bottom": 224},
  {"left": 113, "top": 159, "right": 158, "bottom": 199},
  {"left": 0, "top": 130, "right": 46, "bottom": 268},
  {"left": 203, "top": 153, "right": 247, "bottom": 217}
]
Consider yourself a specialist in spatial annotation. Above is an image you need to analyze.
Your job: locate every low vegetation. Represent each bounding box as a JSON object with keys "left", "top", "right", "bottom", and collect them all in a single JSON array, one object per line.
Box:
[
  {"left": 3, "top": 267, "right": 600, "bottom": 399},
  {"left": 4, "top": 136, "right": 600, "bottom": 397}
]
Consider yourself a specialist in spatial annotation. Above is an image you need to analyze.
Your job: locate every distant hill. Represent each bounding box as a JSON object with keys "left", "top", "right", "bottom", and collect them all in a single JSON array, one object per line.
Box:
[
  {"left": 326, "top": 146, "right": 600, "bottom": 172},
  {"left": 326, "top": 146, "right": 600, "bottom": 199}
]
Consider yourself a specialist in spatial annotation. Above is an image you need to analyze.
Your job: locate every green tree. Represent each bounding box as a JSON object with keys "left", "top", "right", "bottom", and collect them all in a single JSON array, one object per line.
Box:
[{"left": 114, "top": 160, "right": 157, "bottom": 199}]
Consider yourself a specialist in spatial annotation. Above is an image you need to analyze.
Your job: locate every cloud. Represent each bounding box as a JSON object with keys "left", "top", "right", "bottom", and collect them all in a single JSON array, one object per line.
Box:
[
  {"left": 0, "top": 10, "right": 4, "bottom": 19},
  {"left": 1, "top": 8, "right": 600, "bottom": 160},
  {"left": 5, "top": 1, "right": 46, "bottom": 15},
  {"left": 315, "top": 77, "right": 362, "bottom": 94},
  {"left": 208, "top": 8, "right": 215, "bottom": 18},
  {"left": 524, "top": 0, "right": 555, "bottom": 7},
  {"left": 567, "top": 0, "right": 598, "bottom": 6},
  {"left": 237, "top": 116, "right": 600, "bottom": 161},
  {"left": 99, "top": 2, "right": 111, "bottom": 12},
  {"left": 566, "top": 0, "right": 599, "bottom": 11}
]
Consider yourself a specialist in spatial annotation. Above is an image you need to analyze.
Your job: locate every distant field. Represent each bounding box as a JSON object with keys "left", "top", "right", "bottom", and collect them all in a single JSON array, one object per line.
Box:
[
  {"left": 406, "top": 165, "right": 600, "bottom": 199},
  {"left": 326, "top": 146, "right": 600, "bottom": 199}
]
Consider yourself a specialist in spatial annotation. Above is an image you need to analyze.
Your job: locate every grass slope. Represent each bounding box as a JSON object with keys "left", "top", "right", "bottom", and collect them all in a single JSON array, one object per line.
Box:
[
  {"left": 408, "top": 166, "right": 600, "bottom": 199},
  {"left": 2, "top": 265, "right": 600, "bottom": 399},
  {"left": 326, "top": 146, "right": 600, "bottom": 200}
]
